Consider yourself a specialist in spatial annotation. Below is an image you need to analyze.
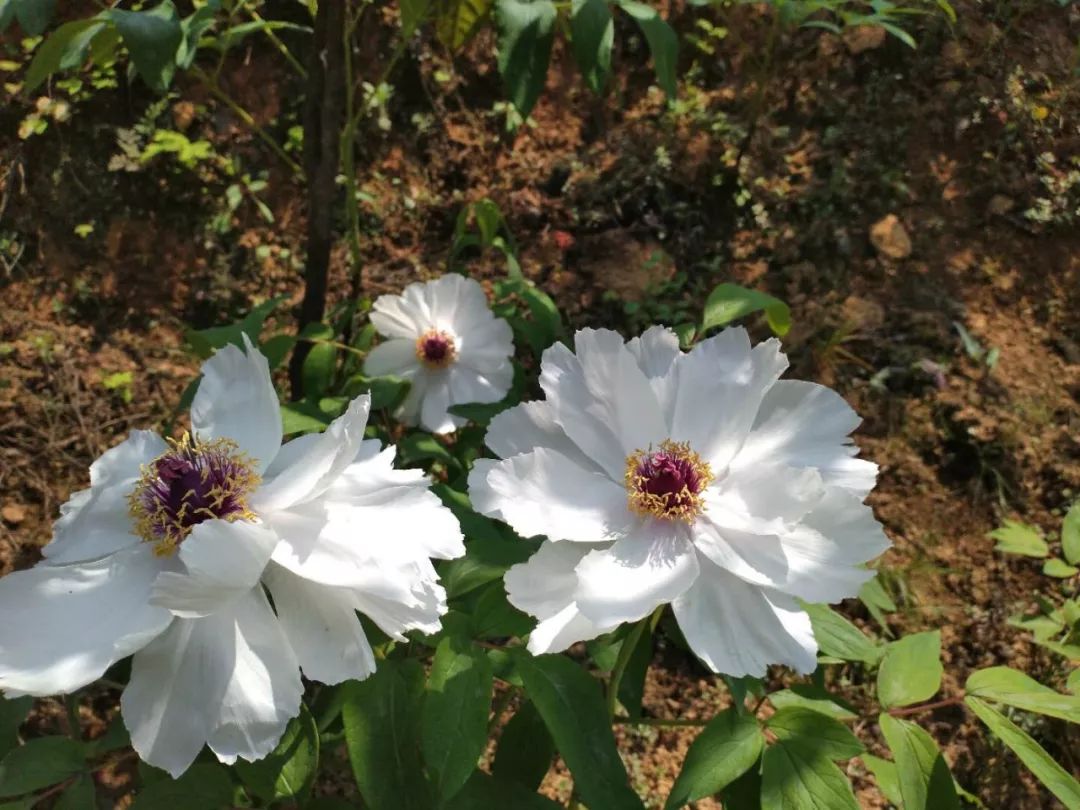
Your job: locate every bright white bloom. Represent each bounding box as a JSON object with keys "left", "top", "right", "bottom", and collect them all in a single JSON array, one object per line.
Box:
[
  {"left": 469, "top": 326, "right": 888, "bottom": 677},
  {"left": 364, "top": 275, "right": 514, "bottom": 434},
  {"left": 0, "top": 338, "right": 463, "bottom": 776}
]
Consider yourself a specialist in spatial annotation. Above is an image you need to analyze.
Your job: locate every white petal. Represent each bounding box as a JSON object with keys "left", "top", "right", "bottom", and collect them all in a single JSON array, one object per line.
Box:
[
  {"left": 191, "top": 336, "right": 282, "bottom": 473},
  {"left": 419, "top": 375, "right": 460, "bottom": 434},
  {"left": 731, "top": 380, "right": 878, "bottom": 496},
  {"left": 323, "top": 452, "right": 465, "bottom": 561},
  {"left": 123, "top": 587, "right": 301, "bottom": 777},
  {"left": 669, "top": 329, "right": 788, "bottom": 471},
  {"left": 254, "top": 395, "right": 371, "bottom": 512},
  {"left": 0, "top": 546, "right": 171, "bottom": 697},
  {"left": 207, "top": 588, "right": 304, "bottom": 765},
  {"left": 504, "top": 541, "right": 591, "bottom": 619},
  {"left": 150, "top": 520, "right": 278, "bottom": 618},
  {"left": 456, "top": 317, "right": 514, "bottom": 370},
  {"left": 626, "top": 325, "right": 681, "bottom": 378},
  {"left": 395, "top": 372, "right": 428, "bottom": 427},
  {"left": 672, "top": 558, "right": 817, "bottom": 677},
  {"left": 704, "top": 465, "right": 825, "bottom": 534},
  {"left": 527, "top": 603, "right": 611, "bottom": 655},
  {"left": 468, "top": 449, "right": 631, "bottom": 543},
  {"left": 448, "top": 363, "right": 512, "bottom": 406},
  {"left": 540, "top": 331, "right": 667, "bottom": 480},
  {"left": 43, "top": 430, "right": 167, "bottom": 565},
  {"left": 354, "top": 579, "right": 447, "bottom": 640},
  {"left": 425, "top": 274, "right": 492, "bottom": 332},
  {"left": 574, "top": 522, "right": 699, "bottom": 626},
  {"left": 370, "top": 292, "right": 427, "bottom": 339},
  {"left": 483, "top": 401, "right": 601, "bottom": 472},
  {"left": 263, "top": 564, "right": 375, "bottom": 684},
  {"left": 266, "top": 500, "right": 437, "bottom": 598},
  {"left": 364, "top": 338, "right": 420, "bottom": 378}
]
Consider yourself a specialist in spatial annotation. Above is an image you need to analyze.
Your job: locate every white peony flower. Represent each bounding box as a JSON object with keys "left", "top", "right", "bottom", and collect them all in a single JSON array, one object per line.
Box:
[
  {"left": 0, "top": 338, "right": 463, "bottom": 776},
  {"left": 364, "top": 275, "right": 515, "bottom": 434},
  {"left": 468, "top": 326, "right": 888, "bottom": 677}
]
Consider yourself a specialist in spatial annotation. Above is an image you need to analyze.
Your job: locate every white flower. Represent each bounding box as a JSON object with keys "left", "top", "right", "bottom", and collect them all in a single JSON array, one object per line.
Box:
[
  {"left": 364, "top": 275, "right": 515, "bottom": 434},
  {"left": 468, "top": 326, "right": 888, "bottom": 677},
  {"left": 0, "top": 337, "right": 463, "bottom": 776}
]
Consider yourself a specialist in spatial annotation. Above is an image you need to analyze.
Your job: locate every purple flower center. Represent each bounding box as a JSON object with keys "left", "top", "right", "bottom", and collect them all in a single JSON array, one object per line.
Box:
[
  {"left": 129, "top": 434, "right": 259, "bottom": 555},
  {"left": 415, "top": 330, "right": 457, "bottom": 369},
  {"left": 625, "top": 440, "right": 713, "bottom": 522}
]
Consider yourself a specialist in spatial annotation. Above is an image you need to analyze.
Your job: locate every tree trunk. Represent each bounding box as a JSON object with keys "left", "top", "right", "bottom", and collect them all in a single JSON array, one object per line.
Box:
[{"left": 289, "top": 0, "right": 346, "bottom": 400}]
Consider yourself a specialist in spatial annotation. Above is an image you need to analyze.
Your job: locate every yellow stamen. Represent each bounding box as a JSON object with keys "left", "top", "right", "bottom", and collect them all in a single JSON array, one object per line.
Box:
[{"left": 624, "top": 439, "right": 713, "bottom": 523}]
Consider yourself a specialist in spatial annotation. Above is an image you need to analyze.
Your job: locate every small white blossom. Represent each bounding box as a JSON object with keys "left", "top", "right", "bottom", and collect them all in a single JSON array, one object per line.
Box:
[
  {"left": 469, "top": 326, "right": 888, "bottom": 677},
  {"left": 0, "top": 338, "right": 463, "bottom": 776},
  {"left": 364, "top": 275, "right": 514, "bottom": 434}
]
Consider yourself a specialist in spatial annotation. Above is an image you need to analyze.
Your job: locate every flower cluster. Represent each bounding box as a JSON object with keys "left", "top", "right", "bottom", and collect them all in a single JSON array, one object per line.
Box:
[{"left": 0, "top": 277, "right": 887, "bottom": 777}]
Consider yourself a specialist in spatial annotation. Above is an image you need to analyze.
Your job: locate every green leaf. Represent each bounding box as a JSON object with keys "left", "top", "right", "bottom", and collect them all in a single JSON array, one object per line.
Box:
[
  {"left": 966, "top": 666, "right": 1080, "bottom": 724},
  {"left": 878, "top": 714, "right": 960, "bottom": 810},
  {"left": 105, "top": 2, "right": 183, "bottom": 93},
  {"left": 988, "top": 519, "right": 1049, "bottom": 558},
  {"left": 492, "top": 700, "right": 554, "bottom": 790},
  {"left": 877, "top": 631, "right": 942, "bottom": 708},
  {"left": 0, "top": 1, "right": 13, "bottom": 32},
  {"left": 434, "top": 485, "right": 534, "bottom": 599},
  {"left": 664, "top": 708, "right": 763, "bottom": 809},
  {"left": 760, "top": 742, "right": 858, "bottom": 810},
  {"left": 13, "top": 0, "right": 55, "bottom": 36},
  {"left": 235, "top": 704, "right": 319, "bottom": 803},
  {"left": 24, "top": 19, "right": 104, "bottom": 92},
  {"left": 1068, "top": 668, "right": 1080, "bottom": 695},
  {"left": 55, "top": 774, "right": 95, "bottom": 810},
  {"left": 803, "top": 603, "right": 881, "bottom": 663},
  {"left": 1042, "top": 557, "right": 1078, "bottom": 577},
  {"left": 422, "top": 636, "right": 493, "bottom": 801},
  {"left": 861, "top": 754, "right": 902, "bottom": 806},
  {"left": 435, "top": 0, "right": 493, "bottom": 49},
  {"left": 345, "top": 373, "right": 410, "bottom": 411},
  {"left": 496, "top": 0, "right": 556, "bottom": 119},
  {"left": 175, "top": 1, "right": 219, "bottom": 69},
  {"left": 398, "top": 432, "right": 457, "bottom": 468},
  {"left": 342, "top": 659, "right": 433, "bottom": 810},
  {"left": 570, "top": 0, "right": 613, "bottom": 93},
  {"left": 0, "top": 697, "right": 31, "bottom": 761},
  {"left": 280, "top": 400, "right": 333, "bottom": 434},
  {"left": 767, "top": 686, "right": 857, "bottom": 722},
  {"left": 1063, "top": 502, "right": 1080, "bottom": 566},
  {"left": 514, "top": 652, "right": 644, "bottom": 810},
  {"left": 615, "top": 0, "right": 678, "bottom": 99},
  {"left": 967, "top": 696, "right": 1080, "bottom": 807},
  {"left": 672, "top": 322, "right": 696, "bottom": 348},
  {"left": 766, "top": 707, "right": 863, "bottom": 761},
  {"left": 444, "top": 771, "right": 563, "bottom": 809},
  {"left": 701, "top": 282, "right": 791, "bottom": 337},
  {"left": 858, "top": 575, "right": 896, "bottom": 631},
  {"left": 401, "top": 0, "right": 431, "bottom": 38},
  {"left": 0, "top": 737, "right": 85, "bottom": 799},
  {"left": 130, "top": 763, "right": 234, "bottom": 810},
  {"left": 500, "top": 279, "right": 562, "bottom": 354},
  {"left": 185, "top": 297, "right": 283, "bottom": 358},
  {"left": 300, "top": 322, "right": 337, "bottom": 398},
  {"left": 465, "top": 579, "right": 534, "bottom": 639}
]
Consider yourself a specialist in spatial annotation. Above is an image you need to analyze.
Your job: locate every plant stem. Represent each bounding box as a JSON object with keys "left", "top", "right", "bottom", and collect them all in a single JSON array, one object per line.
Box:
[
  {"left": 487, "top": 685, "right": 518, "bottom": 734},
  {"left": 884, "top": 695, "right": 965, "bottom": 718},
  {"left": 614, "top": 716, "right": 708, "bottom": 728},
  {"left": 247, "top": 6, "right": 308, "bottom": 79},
  {"left": 191, "top": 67, "right": 303, "bottom": 176}
]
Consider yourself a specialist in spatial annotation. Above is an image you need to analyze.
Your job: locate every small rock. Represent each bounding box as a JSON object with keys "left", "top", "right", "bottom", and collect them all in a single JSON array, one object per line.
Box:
[
  {"left": 842, "top": 295, "right": 886, "bottom": 331},
  {"left": 869, "top": 214, "right": 912, "bottom": 260},
  {"left": 1, "top": 504, "right": 26, "bottom": 525},
  {"left": 986, "top": 194, "right": 1015, "bottom": 217},
  {"left": 843, "top": 25, "right": 887, "bottom": 55}
]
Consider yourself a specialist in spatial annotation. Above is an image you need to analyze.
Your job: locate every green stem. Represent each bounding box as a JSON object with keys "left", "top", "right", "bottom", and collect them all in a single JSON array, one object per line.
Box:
[
  {"left": 613, "top": 716, "right": 708, "bottom": 728},
  {"left": 248, "top": 7, "right": 308, "bottom": 79},
  {"left": 191, "top": 67, "right": 303, "bottom": 176},
  {"left": 606, "top": 607, "right": 662, "bottom": 720}
]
